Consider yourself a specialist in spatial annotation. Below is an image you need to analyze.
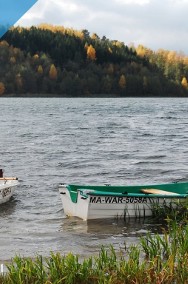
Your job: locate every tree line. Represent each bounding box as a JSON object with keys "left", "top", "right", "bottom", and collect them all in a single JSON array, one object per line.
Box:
[{"left": 0, "top": 24, "right": 188, "bottom": 97}]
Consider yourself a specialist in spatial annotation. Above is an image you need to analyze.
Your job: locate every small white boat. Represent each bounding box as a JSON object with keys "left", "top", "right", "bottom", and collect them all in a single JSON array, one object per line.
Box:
[
  {"left": 0, "top": 169, "right": 18, "bottom": 204},
  {"left": 59, "top": 183, "right": 188, "bottom": 220}
]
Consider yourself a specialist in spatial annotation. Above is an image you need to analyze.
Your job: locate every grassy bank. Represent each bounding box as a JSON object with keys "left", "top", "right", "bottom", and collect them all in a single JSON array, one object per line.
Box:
[{"left": 0, "top": 202, "right": 188, "bottom": 284}]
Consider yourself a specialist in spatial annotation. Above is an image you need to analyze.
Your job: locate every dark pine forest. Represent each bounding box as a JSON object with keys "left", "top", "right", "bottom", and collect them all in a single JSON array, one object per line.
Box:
[{"left": 0, "top": 24, "right": 188, "bottom": 97}]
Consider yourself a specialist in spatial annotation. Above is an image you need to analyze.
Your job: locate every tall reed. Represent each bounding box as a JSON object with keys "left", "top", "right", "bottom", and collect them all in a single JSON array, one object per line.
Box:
[{"left": 0, "top": 200, "right": 187, "bottom": 284}]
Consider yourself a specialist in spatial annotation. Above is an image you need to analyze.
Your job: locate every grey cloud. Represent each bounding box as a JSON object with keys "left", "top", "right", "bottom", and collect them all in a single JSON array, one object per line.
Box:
[{"left": 17, "top": 0, "right": 188, "bottom": 54}]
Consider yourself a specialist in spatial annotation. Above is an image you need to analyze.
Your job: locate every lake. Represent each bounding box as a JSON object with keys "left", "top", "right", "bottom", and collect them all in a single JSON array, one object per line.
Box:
[{"left": 0, "top": 97, "right": 188, "bottom": 261}]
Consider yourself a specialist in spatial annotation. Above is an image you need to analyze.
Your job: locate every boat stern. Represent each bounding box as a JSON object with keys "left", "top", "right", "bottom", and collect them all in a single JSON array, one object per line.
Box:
[{"left": 0, "top": 179, "right": 19, "bottom": 204}]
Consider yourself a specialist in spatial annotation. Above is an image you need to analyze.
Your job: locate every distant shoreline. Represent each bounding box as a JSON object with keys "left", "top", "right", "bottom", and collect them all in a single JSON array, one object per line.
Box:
[{"left": 1, "top": 94, "right": 187, "bottom": 98}]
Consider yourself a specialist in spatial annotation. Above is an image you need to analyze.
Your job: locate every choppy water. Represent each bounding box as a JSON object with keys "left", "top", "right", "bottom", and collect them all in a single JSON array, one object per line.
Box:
[{"left": 0, "top": 97, "right": 188, "bottom": 261}]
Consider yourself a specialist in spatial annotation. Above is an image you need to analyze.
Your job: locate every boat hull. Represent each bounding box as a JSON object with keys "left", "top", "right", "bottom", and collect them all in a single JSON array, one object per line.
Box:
[
  {"left": 86, "top": 195, "right": 170, "bottom": 220},
  {"left": 59, "top": 184, "right": 187, "bottom": 220},
  {"left": 0, "top": 180, "right": 18, "bottom": 204}
]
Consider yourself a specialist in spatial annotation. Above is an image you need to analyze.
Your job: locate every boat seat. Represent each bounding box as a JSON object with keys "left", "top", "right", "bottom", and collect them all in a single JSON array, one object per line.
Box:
[{"left": 141, "top": 188, "right": 180, "bottom": 195}]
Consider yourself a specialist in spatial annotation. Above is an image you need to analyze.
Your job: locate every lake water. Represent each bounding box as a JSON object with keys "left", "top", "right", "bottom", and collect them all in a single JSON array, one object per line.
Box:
[{"left": 0, "top": 97, "right": 188, "bottom": 261}]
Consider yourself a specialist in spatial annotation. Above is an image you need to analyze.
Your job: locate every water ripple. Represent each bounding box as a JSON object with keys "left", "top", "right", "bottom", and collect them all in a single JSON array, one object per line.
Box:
[{"left": 0, "top": 97, "right": 188, "bottom": 260}]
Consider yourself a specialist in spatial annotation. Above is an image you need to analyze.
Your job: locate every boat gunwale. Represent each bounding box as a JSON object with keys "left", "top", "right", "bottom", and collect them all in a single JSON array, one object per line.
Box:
[
  {"left": 59, "top": 184, "right": 188, "bottom": 203},
  {"left": 79, "top": 189, "right": 187, "bottom": 199},
  {"left": 64, "top": 182, "right": 188, "bottom": 193}
]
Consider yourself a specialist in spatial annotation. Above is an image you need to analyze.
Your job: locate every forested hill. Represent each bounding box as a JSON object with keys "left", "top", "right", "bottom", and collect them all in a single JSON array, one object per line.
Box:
[{"left": 0, "top": 24, "right": 188, "bottom": 97}]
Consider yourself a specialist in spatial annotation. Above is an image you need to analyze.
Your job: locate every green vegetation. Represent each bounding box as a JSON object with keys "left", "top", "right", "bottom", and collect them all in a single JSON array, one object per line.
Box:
[
  {"left": 0, "top": 221, "right": 188, "bottom": 283},
  {"left": 151, "top": 198, "right": 188, "bottom": 223},
  {"left": 0, "top": 200, "right": 187, "bottom": 283},
  {"left": 0, "top": 24, "right": 188, "bottom": 96}
]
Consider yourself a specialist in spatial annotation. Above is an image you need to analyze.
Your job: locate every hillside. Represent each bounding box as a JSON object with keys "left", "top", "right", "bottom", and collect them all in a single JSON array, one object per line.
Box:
[{"left": 0, "top": 24, "right": 188, "bottom": 97}]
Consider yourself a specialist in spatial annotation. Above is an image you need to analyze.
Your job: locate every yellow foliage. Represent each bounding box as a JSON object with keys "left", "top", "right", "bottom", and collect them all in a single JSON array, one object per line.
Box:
[
  {"left": 183, "top": 57, "right": 188, "bottom": 65},
  {"left": 136, "top": 45, "right": 146, "bottom": 57},
  {"left": 33, "top": 54, "right": 39, "bottom": 60},
  {"left": 15, "top": 73, "right": 23, "bottom": 90},
  {"left": 49, "top": 64, "right": 57, "bottom": 80},
  {"left": 10, "top": 56, "right": 16, "bottom": 64},
  {"left": 157, "top": 49, "right": 169, "bottom": 59},
  {"left": 0, "top": 82, "right": 5, "bottom": 95},
  {"left": 87, "top": 45, "right": 96, "bottom": 61},
  {"left": 136, "top": 45, "right": 152, "bottom": 57},
  {"left": 37, "top": 65, "right": 43, "bottom": 75},
  {"left": 38, "top": 23, "right": 65, "bottom": 34},
  {"left": 157, "top": 49, "right": 185, "bottom": 64},
  {"left": 108, "top": 47, "right": 112, "bottom": 54},
  {"left": 119, "top": 74, "right": 126, "bottom": 89},
  {"left": 0, "top": 41, "right": 9, "bottom": 47},
  {"left": 91, "top": 33, "right": 99, "bottom": 40},
  {"left": 181, "top": 77, "right": 188, "bottom": 88},
  {"left": 114, "top": 41, "right": 123, "bottom": 48},
  {"left": 37, "top": 24, "right": 83, "bottom": 39},
  {"left": 167, "top": 51, "right": 177, "bottom": 63},
  {"left": 79, "top": 32, "right": 85, "bottom": 40}
]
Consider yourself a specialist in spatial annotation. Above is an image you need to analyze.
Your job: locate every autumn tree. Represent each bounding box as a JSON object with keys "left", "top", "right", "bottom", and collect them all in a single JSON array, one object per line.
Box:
[
  {"left": 15, "top": 73, "right": 23, "bottom": 93},
  {"left": 0, "top": 82, "right": 5, "bottom": 95},
  {"left": 2, "top": 24, "right": 188, "bottom": 97},
  {"left": 136, "top": 45, "right": 150, "bottom": 57},
  {"left": 119, "top": 74, "right": 126, "bottom": 89},
  {"left": 37, "top": 65, "right": 43, "bottom": 75},
  {"left": 49, "top": 64, "right": 57, "bottom": 80},
  {"left": 91, "top": 33, "right": 100, "bottom": 40},
  {"left": 33, "top": 54, "right": 39, "bottom": 60},
  {"left": 87, "top": 45, "right": 96, "bottom": 61},
  {"left": 181, "top": 77, "right": 188, "bottom": 89},
  {"left": 10, "top": 56, "right": 16, "bottom": 64},
  {"left": 107, "top": 64, "right": 114, "bottom": 75}
]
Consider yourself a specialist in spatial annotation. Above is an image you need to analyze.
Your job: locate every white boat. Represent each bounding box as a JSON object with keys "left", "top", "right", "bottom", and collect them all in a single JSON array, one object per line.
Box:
[
  {"left": 59, "top": 183, "right": 188, "bottom": 220},
  {"left": 0, "top": 169, "right": 18, "bottom": 204}
]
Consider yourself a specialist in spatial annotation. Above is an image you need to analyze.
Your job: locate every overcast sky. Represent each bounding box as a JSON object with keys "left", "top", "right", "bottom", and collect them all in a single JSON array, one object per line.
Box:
[{"left": 16, "top": 0, "right": 188, "bottom": 55}]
